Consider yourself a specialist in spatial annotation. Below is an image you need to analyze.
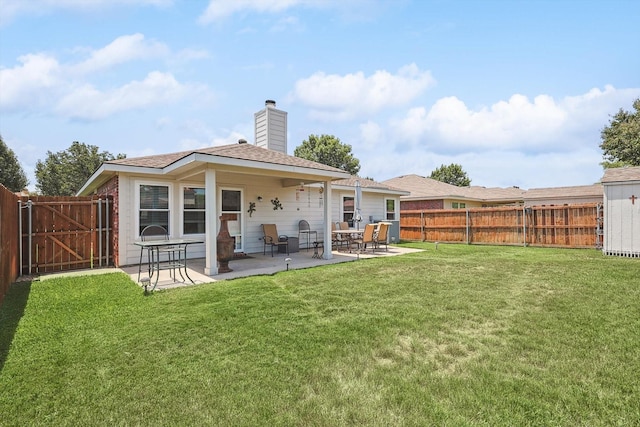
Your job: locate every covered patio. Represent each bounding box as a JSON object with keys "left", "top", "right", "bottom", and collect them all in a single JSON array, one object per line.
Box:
[{"left": 118, "top": 246, "right": 423, "bottom": 291}]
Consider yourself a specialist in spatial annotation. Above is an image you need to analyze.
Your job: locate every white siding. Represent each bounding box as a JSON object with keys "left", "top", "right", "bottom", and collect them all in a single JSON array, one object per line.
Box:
[
  {"left": 254, "top": 107, "right": 287, "bottom": 154},
  {"left": 118, "top": 172, "right": 402, "bottom": 265},
  {"left": 604, "top": 181, "right": 640, "bottom": 257}
]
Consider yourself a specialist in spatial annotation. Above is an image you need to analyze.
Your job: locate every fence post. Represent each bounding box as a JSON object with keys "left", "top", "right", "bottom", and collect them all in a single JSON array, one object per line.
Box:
[
  {"left": 466, "top": 209, "right": 470, "bottom": 244},
  {"left": 522, "top": 206, "right": 526, "bottom": 247},
  {"left": 105, "top": 197, "right": 110, "bottom": 266},
  {"left": 421, "top": 210, "right": 424, "bottom": 241},
  {"left": 97, "top": 198, "right": 102, "bottom": 267},
  {"left": 18, "top": 199, "right": 22, "bottom": 276},
  {"left": 27, "top": 200, "right": 33, "bottom": 275}
]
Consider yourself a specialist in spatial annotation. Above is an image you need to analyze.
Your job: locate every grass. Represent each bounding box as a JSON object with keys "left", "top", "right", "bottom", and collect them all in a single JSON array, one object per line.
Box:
[{"left": 1, "top": 243, "right": 639, "bottom": 426}]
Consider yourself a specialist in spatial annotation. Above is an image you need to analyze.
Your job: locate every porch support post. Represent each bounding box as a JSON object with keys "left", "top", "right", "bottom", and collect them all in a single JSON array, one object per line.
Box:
[
  {"left": 323, "top": 180, "right": 333, "bottom": 260},
  {"left": 204, "top": 167, "right": 218, "bottom": 275}
]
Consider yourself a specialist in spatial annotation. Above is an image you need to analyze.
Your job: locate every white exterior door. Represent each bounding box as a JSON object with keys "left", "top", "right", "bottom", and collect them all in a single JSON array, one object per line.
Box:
[{"left": 220, "top": 188, "right": 244, "bottom": 253}]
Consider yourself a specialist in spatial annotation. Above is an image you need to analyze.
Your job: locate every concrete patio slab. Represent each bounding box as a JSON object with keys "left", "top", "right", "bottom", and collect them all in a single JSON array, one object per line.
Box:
[{"left": 117, "top": 245, "right": 423, "bottom": 291}]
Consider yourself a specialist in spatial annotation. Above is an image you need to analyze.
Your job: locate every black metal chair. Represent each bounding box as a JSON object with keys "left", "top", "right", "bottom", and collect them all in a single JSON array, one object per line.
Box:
[
  {"left": 137, "top": 225, "right": 184, "bottom": 283},
  {"left": 297, "top": 220, "right": 317, "bottom": 251}
]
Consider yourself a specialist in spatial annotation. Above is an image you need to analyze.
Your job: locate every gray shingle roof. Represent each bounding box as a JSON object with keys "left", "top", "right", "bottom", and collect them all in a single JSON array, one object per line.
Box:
[
  {"left": 524, "top": 184, "right": 603, "bottom": 200},
  {"left": 332, "top": 177, "right": 408, "bottom": 194},
  {"left": 601, "top": 166, "right": 640, "bottom": 183},
  {"left": 382, "top": 174, "right": 524, "bottom": 202},
  {"left": 107, "top": 143, "right": 346, "bottom": 174}
]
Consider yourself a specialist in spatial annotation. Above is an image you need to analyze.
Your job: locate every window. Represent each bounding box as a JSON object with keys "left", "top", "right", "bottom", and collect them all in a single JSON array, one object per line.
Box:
[
  {"left": 183, "top": 187, "right": 205, "bottom": 235},
  {"left": 343, "top": 196, "right": 354, "bottom": 226},
  {"left": 139, "top": 184, "right": 169, "bottom": 234},
  {"left": 452, "top": 202, "right": 466, "bottom": 209},
  {"left": 385, "top": 199, "right": 396, "bottom": 220}
]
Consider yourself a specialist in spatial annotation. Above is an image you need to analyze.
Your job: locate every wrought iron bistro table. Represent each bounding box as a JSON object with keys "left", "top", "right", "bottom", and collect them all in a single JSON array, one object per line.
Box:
[{"left": 134, "top": 238, "right": 204, "bottom": 292}]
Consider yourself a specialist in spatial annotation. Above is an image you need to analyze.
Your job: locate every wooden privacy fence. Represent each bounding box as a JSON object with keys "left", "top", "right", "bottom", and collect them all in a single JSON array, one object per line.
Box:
[
  {"left": 20, "top": 196, "right": 114, "bottom": 275},
  {"left": 0, "top": 185, "right": 20, "bottom": 305},
  {"left": 400, "top": 203, "right": 603, "bottom": 249}
]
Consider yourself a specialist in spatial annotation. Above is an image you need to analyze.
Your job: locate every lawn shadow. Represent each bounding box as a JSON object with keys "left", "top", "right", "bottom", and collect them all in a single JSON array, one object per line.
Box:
[{"left": 0, "top": 280, "right": 32, "bottom": 373}]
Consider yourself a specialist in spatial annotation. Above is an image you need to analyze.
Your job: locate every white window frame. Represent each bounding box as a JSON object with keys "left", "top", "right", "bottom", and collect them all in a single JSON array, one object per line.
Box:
[
  {"left": 385, "top": 198, "right": 396, "bottom": 221},
  {"left": 342, "top": 195, "right": 354, "bottom": 225},
  {"left": 135, "top": 181, "right": 172, "bottom": 237},
  {"left": 218, "top": 186, "right": 245, "bottom": 253},
  {"left": 180, "top": 184, "right": 206, "bottom": 237}
]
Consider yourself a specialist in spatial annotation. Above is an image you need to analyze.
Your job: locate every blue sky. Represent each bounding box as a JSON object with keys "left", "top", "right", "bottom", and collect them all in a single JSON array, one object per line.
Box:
[{"left": 1, "top": 0, "right": 639, "bottom": 192}]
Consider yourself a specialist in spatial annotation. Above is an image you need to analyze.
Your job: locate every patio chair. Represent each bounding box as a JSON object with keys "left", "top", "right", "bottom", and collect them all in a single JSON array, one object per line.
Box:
[
  {"left": 262, "top": 224, "right": 289, "bottom": 256},
  {"left": 374, "top": 222, "right": 390, "bottom": 251},
  {"left": 298, "top": 219, "right": 317, "bottom": 251},
  {"left": 352, "top": 223, "right": 376, "bottom": 253}
]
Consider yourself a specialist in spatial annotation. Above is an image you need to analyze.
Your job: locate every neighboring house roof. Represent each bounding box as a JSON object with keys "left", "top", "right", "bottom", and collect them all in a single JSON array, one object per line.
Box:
[
  {"left": 331, "top": 177, "right": 410, "bottom": 196},
  {"left": 382, "top": 174, "right": 524, "bottom": 202},
  {"left": 524, "top": 184, "right": 603, "bottom": 203},
  {"left": 78, "top": 142, "right": 351, "bottom": 195},
  {"left": 383, "top": 174, "right": 604, "bottom": 205},
  {"left": 601, "top": 166, "right": 640, "bottom": 184}
]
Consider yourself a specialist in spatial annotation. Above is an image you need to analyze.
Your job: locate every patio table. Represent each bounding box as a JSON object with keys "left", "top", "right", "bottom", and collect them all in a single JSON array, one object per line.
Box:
[
  {"left": 134, "top": 238, "right": 204, "bottom": 291},
  {"left": 332, "top": 229, "right": 363, "bottom": 252}
]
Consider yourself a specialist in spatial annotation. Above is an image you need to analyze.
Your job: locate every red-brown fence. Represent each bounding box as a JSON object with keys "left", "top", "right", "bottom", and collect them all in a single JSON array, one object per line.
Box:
[
  {"left": 400, "top": 203, "right": 603, "bottom": 249},
  {"left": 19, "top": 196, "right": 114, "bottom": 275},
  {"left": 0, "top": 185, "right": 20, "bottom": 305}
]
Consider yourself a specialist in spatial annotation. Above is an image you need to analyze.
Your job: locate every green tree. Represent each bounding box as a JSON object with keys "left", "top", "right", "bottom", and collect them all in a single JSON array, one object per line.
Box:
[
  {"left": 294, "top": 134, "right": 360, "bottom": 175},
  {"left": 0, "top": 135, "right": 29, "bottom": 192},
  {"left": 35, "top": 141, "right": 125, "bottom": 196},
  {"left": 430, "top": 163, "right": 471, "bottom": 187},
  {"left": 600, "top": 98, "right": 640, "bottom": 168}
]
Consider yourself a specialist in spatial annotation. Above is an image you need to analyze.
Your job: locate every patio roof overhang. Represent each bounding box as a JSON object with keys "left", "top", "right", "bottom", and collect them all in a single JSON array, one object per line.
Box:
[{"left": 78, "top": 151, "right": 351, "bottom": 196}]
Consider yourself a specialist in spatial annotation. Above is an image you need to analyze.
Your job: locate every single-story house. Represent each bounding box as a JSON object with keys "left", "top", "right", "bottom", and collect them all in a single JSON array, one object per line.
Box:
[
  {"left": 383, "top": 174, "right": 605, "bottom": 210},
  {"left": 601, "top": 166, "right": 640, "bottom": 257},
  {"left": 382, "top": 174, "right": 525, "bottom": 210},
  {"left": 78, "top": 101, "right": 406, "bottom": 275},
  {"left": 523, "top": 184, "right": 603, "bottom": 206}
]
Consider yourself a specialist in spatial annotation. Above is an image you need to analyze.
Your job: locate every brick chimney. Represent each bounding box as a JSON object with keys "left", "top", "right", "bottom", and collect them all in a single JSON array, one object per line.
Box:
[{"left": 254, "top": 100, "right": 287, "bottom": 153}]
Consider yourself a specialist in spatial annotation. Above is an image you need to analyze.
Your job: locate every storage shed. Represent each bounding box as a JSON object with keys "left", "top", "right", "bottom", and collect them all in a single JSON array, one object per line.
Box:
[{"left": 602, "top": 166, "right": 640, "bottom": 257}]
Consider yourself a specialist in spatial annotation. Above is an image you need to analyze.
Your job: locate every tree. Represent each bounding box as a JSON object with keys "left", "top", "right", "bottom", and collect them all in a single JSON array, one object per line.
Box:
[
  {"left": 430, "top": 163, "right": 471, "bottom": 187},
  {"left": 0, "top": 135, "right": 29, "bottom": 192},
  {"left": 294, "top": 134, "right": 360, "bottom": 175},
  {"left": 600, "top": 98, "right": 640, "bottom": 168},
  {"left": 35, "top": 141, "right": 125, "bottom": 196}
]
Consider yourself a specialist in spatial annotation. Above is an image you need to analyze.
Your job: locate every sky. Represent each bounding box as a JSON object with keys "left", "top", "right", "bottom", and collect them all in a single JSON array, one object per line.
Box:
[{"left": 1, "top": 0, "right": 639, "bottom": 192}]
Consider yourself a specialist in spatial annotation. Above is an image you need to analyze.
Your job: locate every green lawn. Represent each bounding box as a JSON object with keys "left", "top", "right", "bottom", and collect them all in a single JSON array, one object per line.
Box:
[{"left": 1, "top": 244, "right": 639, "bottom": 426}]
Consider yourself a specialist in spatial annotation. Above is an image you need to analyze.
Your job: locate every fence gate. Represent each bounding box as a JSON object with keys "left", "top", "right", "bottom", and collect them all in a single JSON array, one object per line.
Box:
[{"left": 19, "top": 196, "right": 113, "bottom": 275}]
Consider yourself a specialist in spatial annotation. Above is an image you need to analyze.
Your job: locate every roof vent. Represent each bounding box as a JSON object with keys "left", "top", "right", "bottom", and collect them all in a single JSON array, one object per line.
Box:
[
  {"left": 238, "top": 139, "right": 247, "bottom": 144},
  {"left": 265, "top": 99, "right": 276, "bottom": 108}
]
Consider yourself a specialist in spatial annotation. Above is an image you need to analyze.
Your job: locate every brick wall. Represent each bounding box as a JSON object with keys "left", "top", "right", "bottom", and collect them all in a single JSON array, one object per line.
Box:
[
  {"left": 96, "top": 175, "right": 120, "bottom": 266},
  {"left": 401, "top": 199, "right": 444, "bottom": 211}
]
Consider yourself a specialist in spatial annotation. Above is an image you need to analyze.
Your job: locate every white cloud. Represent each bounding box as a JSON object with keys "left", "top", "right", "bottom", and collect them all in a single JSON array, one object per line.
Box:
[
  {"left": 291, "top": 63, "right": 436, "bottom": 120},
  {"left": 390, "top": 86, "right": 640, "bottom": 154},
  {"left": 198, "top": 0, "right": 388, "bottom": 24},
  {"left": 0, "top": 53, "right": 61, "bottom": 110},
  {"left": 1, "top": 34, "right": 212, "bottom": 119},
  {"left": 355, "top": 86, "right": 640, "bottom": 188},
  {"left": 199, "top": 0, "right": 303, "bottom": 24},
  {"left": 1, "top": 0, "right": 172, "bottom": 26},
  {"left": 55, "top": 71, "right": 202, "bottom": 120},
  {"left": 74, "top": 34, "right": 169, "bottom": 75}
]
